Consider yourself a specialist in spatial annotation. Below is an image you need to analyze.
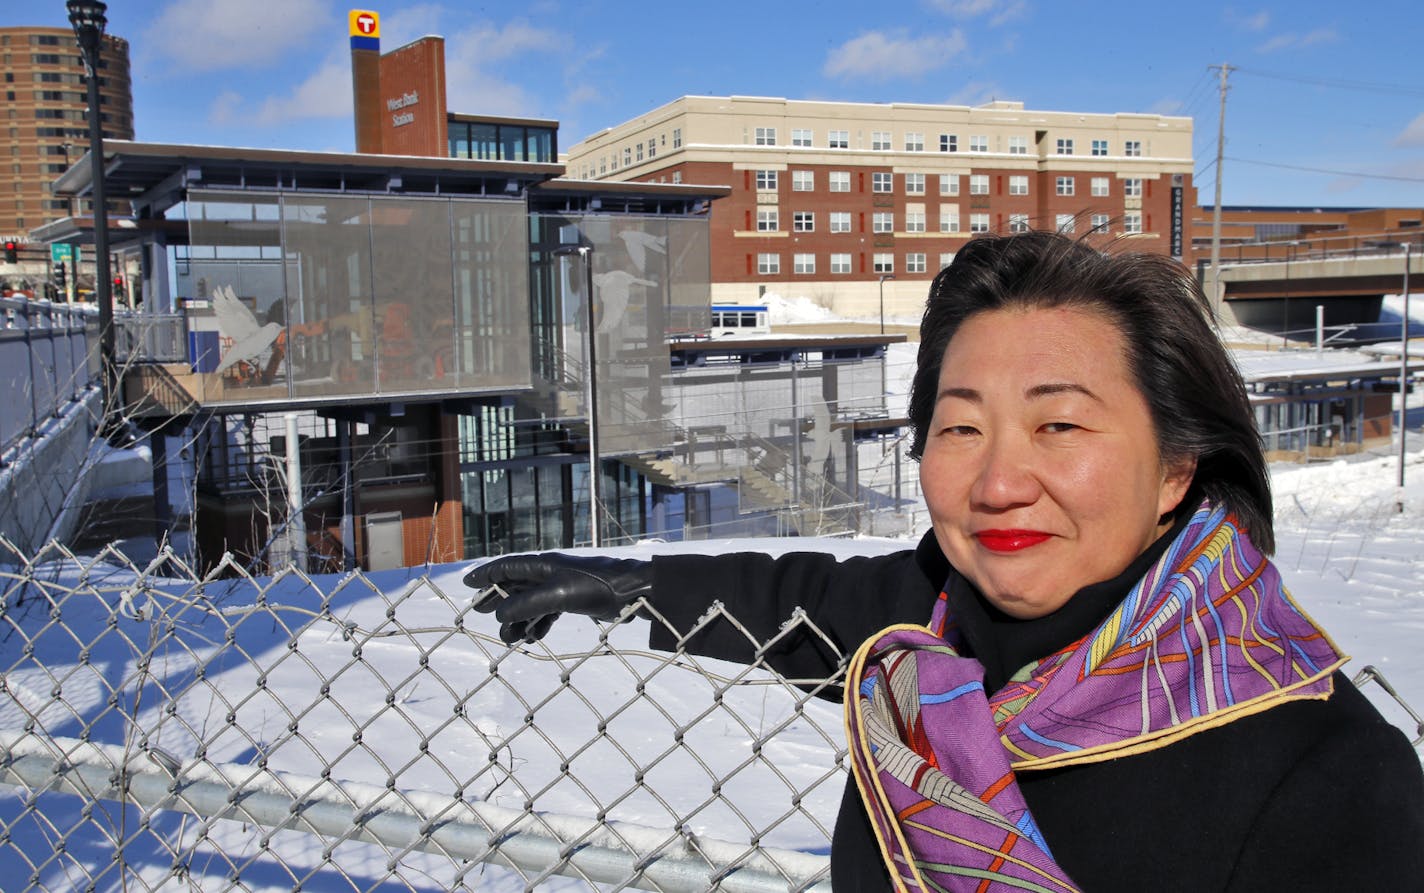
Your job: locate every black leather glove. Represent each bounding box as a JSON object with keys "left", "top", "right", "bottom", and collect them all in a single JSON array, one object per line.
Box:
[{"left": 463, "top": 553, "right": 653, "bottom": 645}]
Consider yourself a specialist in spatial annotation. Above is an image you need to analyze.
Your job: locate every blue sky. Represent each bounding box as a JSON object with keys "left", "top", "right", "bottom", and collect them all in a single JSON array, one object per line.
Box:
[{"left": 7, "top": 0, "right": 1423, "bottom": 209}]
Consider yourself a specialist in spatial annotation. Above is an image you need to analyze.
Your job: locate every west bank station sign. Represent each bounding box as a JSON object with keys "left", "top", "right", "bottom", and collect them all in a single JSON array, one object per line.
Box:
[{"left": 387, "top": 91, "right": 419, "bottom": 128}]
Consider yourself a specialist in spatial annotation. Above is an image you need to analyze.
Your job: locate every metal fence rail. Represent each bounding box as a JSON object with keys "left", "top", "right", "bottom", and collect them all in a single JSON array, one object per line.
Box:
[
  {"left": 0, "top": 542, "right": 848, "bottom": 892},
  {"left": 0, "top": 298, "right": 95, "bottom": 460}
]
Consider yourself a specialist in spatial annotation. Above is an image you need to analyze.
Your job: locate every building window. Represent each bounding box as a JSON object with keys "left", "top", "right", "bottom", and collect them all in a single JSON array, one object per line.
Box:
[
  {"left": 1091, "top": 139, "right": 1108, "bottom": 157},
  {"left": 904, "top": 172, "right": 925, "bottom": 195},
  {"left": 791, "top": 128, "right": 813, "bottom": 147},
  {"left": 831, "top": 253, "right": 852, "bottom": 274},
  {"left": 1008, "top": 175, "right": 1029, "bottom": 196},
  {"left": 940, "top": 206, "right": 960, "bottom": 233},
  {"left": 970, "top": 213, "right": 991, "bottom": 233},
  {"left": 1008, "top": 213, "right": 1030, "bottom": 233},
  {"left": 940, "top": 134, "right": 958, "bottom": 152},
  {"left": 872, "top": 212, "right": 894, "bottom": 233},
  {"left": 829, "top": 129, "right": 849, "bottom": 149},
  {"left": 1091, "top": 213, "right": 1111, "bottom": 232},
  {"left": 1008, "top": 136, "right": 1028, "bottom": 155},
  {"left": 1056, "top": 213, "right": 1076, "bottom": 234},
  {"left": 672, "top": 128, "right": 682, "bottom": 148},
  {"left": 672, "top": 171, "right": 682, "bottom": 184},
  {"left": 906, "top": 252, "right": 927, "bottom": 273},
  {"left": 1124, "top": 139, "right": 1142, "bottom": 157},
  {"left": 1123, "top": 177, "right": 1143, "bottom": 197},
  {"left": 794, "top": 253, "right": 816, "bottom": 274},
  {"left": 623, "top": 147, "right": 632, "bottom": 166},
  {"left": 1056, "top": 138, "right": 1074, "bottom": 155},
  {"left": 969, "top": 135, "right": 988, "bottom": 153},
  {"left": 939, "top": 252, "right": 956, "bottom": 269},
  {"left": 648, "top": 138, "right": 656, "bottom": 158},
  {"left": 1123, "top": 212, "right": 1143, "bottom": 234},
  {"left": 829, "top": 170, "right": 851, "bottom": 192},
  {"left": 1055, "top": 176, "right": 1075, "bottom": 196},
  {"left": 940, "top": 174, "right": 959, "bottom": 196},
  {"left": 969, "top": 174, "right": 989, "bottom": 195},
  {"left": 756, "top": 169, "right": 778, "bottom": 191},
  {"left": 873, "top": 253, "right": 894, "bottom": 273},
  {"left": 905, "top": 209, "right": 926, "bottom": 232},
  {"left": 636, "top": 142, "right": 644, "bottom": 162},
  {"left": 1091, "top": 176, "right": 1110, "bottom": 197},
  {"left": 905, "top": 132, "right": 925, "bottom": 152},
  {"left": 830, "top": 211, "right": 852, "bottom": 233},
  {"left": 757, "top": 209, "right": 780, "bottom": 231},
  {"left": 758, "top": 253, "right": 780, "bottom": 274},
  {"left": 872, "top": 171, "right": 893, "bottom": 193},
  {"left": 755, "top": 126, "right": 776, "bottom": 146},
  {"left": 792, "top": 170, "right": 814, "bottom": 191},
  {"left": 793, "top": 211, "right": 815, "bottom": 232},
  {"left": 871, "top": 130, "right": 892, "bottom": 151}
]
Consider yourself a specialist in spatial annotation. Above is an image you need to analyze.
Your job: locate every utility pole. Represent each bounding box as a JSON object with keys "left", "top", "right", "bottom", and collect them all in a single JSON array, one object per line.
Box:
[{"left": 1208, "top": 63, "right": 1234, "bottom": 321}]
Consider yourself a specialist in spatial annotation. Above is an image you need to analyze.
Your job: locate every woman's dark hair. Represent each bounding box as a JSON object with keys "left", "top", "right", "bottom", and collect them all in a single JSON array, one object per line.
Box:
[{"left": 907, "top": 231, "right": 1274, "bottom": 552}]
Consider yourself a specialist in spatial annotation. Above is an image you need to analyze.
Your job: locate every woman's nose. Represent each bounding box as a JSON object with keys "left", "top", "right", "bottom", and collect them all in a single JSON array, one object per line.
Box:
[{"left": 969, "top": 435, "right": 1042, "bottom": 509}]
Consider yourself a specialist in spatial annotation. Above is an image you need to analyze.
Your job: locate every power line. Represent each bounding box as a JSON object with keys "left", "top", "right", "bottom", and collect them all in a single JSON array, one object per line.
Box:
[
  {"left": 1223, "top": 155, "right": 1424, "bottom": 183},
  {"left": 1235, "top": 66, "right": 1424, "bottom": 98}
]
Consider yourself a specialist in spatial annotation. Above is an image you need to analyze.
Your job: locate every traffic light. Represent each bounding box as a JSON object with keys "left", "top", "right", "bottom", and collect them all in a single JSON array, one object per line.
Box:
[
  {"left": 112, "top": 274, "right": 124, "bottom": 292},
  {"left": 54, "top": 263, "right": 67, "bottom": 291},
  {"left": 3, "top": 240, "right": 17, "bottom": 263}
]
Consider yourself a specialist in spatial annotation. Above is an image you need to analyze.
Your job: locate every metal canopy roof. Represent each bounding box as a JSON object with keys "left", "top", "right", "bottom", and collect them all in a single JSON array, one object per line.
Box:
[{"left": 52, "top": 140, "right": 566, "bottom": 214}]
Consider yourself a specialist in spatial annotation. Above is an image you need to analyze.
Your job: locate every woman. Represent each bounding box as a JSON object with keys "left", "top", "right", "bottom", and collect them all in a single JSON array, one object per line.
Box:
[{"left": 465, "top": 232, "right": 1424, "bottom": 891}]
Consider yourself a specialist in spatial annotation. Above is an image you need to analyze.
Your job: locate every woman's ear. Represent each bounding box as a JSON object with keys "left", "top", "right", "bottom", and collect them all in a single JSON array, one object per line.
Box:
[{"left": 1157, "top": 455, "right": 1198, "bottom": 518}]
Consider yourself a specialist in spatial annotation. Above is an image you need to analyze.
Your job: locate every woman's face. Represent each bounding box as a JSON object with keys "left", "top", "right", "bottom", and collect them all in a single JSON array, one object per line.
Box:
[{"left": 920, "top": 305, "right": 1195, "bottom": 619}]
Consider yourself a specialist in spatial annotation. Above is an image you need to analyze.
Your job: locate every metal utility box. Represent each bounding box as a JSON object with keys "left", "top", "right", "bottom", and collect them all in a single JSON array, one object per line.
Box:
[{"left": 364, "top": 511, "right": 404, "bottom": 570}]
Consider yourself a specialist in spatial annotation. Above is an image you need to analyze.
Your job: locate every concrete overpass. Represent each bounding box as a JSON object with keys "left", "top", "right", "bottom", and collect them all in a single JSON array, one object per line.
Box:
[{"left": 1211, "top": 250, "right": 1420, "bottom": 339}]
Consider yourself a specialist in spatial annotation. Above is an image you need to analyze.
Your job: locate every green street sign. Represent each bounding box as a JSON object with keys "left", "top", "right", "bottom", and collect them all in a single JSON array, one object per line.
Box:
[{"left": 50, "top": 243, "right": 72, "bottom": 263}]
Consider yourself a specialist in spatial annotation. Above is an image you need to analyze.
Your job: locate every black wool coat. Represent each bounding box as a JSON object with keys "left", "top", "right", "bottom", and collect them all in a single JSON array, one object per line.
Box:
[{"left": 646, "top": 531, "right": 1424, "bottom": 892}]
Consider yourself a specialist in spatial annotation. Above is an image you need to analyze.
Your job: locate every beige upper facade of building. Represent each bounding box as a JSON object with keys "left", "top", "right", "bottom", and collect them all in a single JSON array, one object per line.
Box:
[{"left": 566, "top": 95, "right": 1194, "bottom": 184}]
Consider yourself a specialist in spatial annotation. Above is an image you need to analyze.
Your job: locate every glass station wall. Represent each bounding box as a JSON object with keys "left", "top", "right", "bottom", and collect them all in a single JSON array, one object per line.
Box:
[
  {"left": 529, "top": 212, "right": 711, "bottom": 456},
  {"left": 178, "top": 190, "right": 531, "bottom": 404}
]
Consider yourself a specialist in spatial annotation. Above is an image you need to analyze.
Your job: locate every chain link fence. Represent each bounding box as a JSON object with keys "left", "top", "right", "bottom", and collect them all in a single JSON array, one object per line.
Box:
[
  {"left": 2, "top": 531, "right": 1421, "bottom": 892},
  {"left": 0, "top": 540, "right": 854, "bottom": 892}
]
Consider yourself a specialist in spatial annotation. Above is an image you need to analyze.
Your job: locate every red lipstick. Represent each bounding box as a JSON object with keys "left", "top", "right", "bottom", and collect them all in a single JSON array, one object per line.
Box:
[{"left": 975, "top": 530, "right": 1051, "bottom": 552}]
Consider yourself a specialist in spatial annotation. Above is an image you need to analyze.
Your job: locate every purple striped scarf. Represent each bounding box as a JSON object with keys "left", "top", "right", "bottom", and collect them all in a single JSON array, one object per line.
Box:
[{"left": 844, "top": 502, "right": 1344, "bottom": 891}]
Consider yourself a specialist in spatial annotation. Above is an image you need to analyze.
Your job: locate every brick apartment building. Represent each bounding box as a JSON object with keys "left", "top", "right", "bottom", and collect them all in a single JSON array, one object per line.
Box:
[
  {"left": 0, "top": 25, "right": 132, "bottom": 241},
  {"left": 565, "top": 95, "right": 1196, "bottom": 317}
]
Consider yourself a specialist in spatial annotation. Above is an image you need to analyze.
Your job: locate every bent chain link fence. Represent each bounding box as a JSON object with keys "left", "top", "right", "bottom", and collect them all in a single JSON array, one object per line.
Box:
[
  {"left": 0, "top": 540, "right": 850, "bottom": 892},
  {"left": 2, "top": 539, "right": 1421, "bottom": 893}
]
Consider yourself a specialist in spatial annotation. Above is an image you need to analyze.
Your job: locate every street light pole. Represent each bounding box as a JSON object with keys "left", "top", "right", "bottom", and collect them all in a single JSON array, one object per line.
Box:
[
  {"left": 68, "top": 0, "right": 114, "bottom": 411},
  {"left": 1400, "top": 241, "right": 1412, "bottom": 496},
  {"left": 878, "top": 274, "right": 894, "bottom": 335}
]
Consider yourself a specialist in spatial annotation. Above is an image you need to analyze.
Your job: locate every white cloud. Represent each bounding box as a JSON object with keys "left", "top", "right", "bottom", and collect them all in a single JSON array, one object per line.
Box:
[
  {"left": 438, "top": 19, "right": 573, "bottom": 118},
  {"left": 1224, "top": 8, "right": 1271, "bottom": 31},
  {"left": 1256, "top": 26, "right": 1339, "bottom": 53},
  {"left": 1149, "top": 98, "right": 1185, "bottom": 116},
  {"left": 926, "top": 0, "right": 1027, "bottom": 24},
  {"left": 824, "top": 30, "right": 969, "bottom": 81},
  {"left": 1395, "top": 113, "right": 1424, "bottom": 148},
  {"left": 254, "top": 56, "right": 354, "bottom": 126},
  {"left": 208, "top": 90, "right": 243, "bottom": 126},
  {"left": 944, "top": 81, "right": 1006, "bottom": 107},
  {"left": 145, "top": 0, "right": 333, "bottom": 72}
]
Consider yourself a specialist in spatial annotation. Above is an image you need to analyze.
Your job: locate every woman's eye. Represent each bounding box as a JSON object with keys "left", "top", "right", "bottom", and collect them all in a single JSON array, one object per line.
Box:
[
  {"left": 941, "top": 425, "right": 979, "bottom": 436},
  {"left": 1042, "top": 421, "right": 1079, "bottom": 433}
]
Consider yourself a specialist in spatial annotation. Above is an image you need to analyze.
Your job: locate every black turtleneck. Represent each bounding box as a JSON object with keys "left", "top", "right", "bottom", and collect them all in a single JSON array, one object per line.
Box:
[{"left": 943, "top": 512, "right": 1191, "bottom": 693}]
